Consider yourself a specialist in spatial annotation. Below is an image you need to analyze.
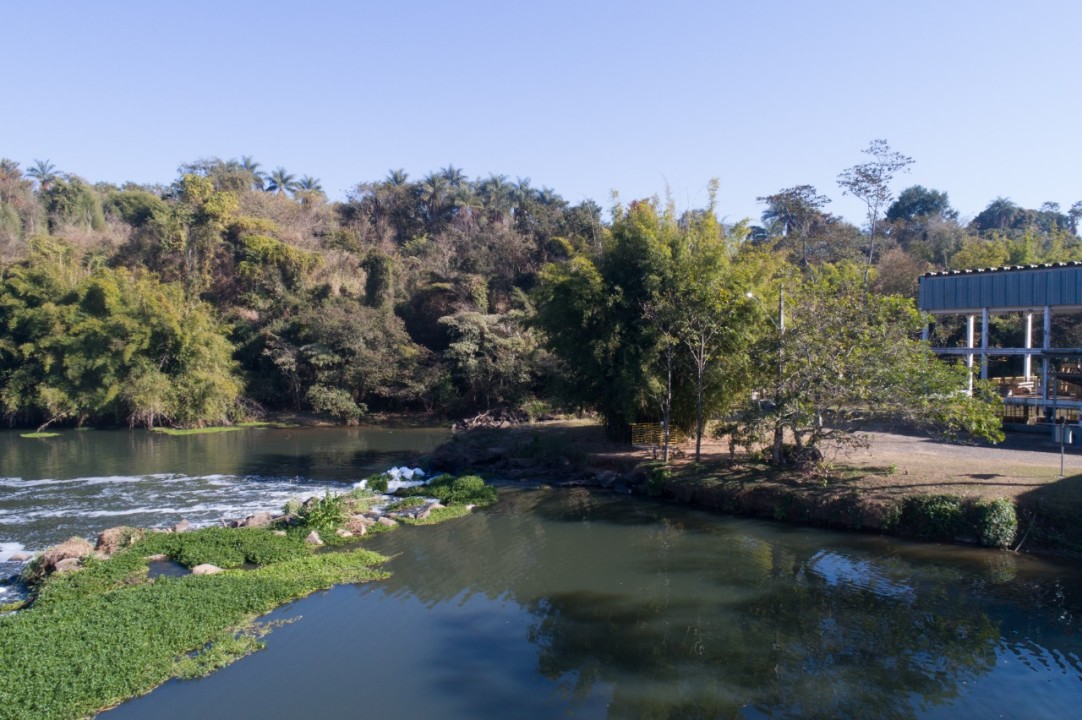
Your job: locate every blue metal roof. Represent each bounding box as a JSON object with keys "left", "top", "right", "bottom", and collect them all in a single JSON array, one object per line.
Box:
[{"left": 919, "top": 262, "right": 1082, "bottom": 313}]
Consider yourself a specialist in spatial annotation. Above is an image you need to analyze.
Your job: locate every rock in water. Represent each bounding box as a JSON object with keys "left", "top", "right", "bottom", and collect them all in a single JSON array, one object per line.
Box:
[{"left": 192, "top": 564, "right": 223, "bottom": 575}]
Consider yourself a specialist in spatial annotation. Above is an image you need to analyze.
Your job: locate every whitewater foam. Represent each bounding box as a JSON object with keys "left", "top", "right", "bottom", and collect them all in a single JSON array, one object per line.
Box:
[{"left": 0, "top": 542, "right": 27, "bottom": 563}]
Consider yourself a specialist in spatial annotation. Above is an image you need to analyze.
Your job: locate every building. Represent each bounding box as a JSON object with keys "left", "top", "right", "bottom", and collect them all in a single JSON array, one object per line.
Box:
[{"left": 918, "top": 262, "right": 1082, "bottom": 428}]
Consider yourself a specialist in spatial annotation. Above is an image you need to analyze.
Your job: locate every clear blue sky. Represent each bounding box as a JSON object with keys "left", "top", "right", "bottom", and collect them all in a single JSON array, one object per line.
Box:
[{"left": 4, "top": 0, "right": 1081, "bottom": 227}]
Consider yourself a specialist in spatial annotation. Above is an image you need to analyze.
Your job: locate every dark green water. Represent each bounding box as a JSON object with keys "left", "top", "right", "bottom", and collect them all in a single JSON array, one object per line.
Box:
[{"left": 101, "top": 488, "right": 1082, "bottom": 720}]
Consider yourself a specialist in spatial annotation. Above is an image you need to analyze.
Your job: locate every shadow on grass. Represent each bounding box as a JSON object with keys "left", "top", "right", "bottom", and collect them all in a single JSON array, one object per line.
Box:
[{"left": 1016, "top": 472, "right": 1082, "bottom": 553}]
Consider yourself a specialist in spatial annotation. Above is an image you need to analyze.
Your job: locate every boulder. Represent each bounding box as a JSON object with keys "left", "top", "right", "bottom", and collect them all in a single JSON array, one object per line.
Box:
[
  {"left": 96, "top": 526, "right": 144, "bottom": 556},
  {"left": 413, "top": 508, "right": 432, "bottom": 521},
  {"left": 38, "top": 537, "right": 94, "bottom": 576},
  {"left": 53, "top": 557, "right": 82, "bottom": 573},
  {"left": 305, "top": 531, "right": 324, "bottom": 546},
  {"left": 346, "top": 516, "right": 370, "bottom": 535},
  {"left": 335, "top": 529, "right": 354, "bottom": 538},
  {"left": 596, "top": 471, "right": 619, "bottom": 489},
  {"left": 191, "top": 564, "right": 223, "bottom": 575},
  {"left": 9, "top": 552, "right": 31, "bottom": 563},
  {"left": 239, "top": 512, "right": 274, "bottom": 529},
  {"left": 377, "top": 517, "right": 398, "bottom": 528},
  {"left": 171, "top": 519, "right": 191, "bottom": 533}
]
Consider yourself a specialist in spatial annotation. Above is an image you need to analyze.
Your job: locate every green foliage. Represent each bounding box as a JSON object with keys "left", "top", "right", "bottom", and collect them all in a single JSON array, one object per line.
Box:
[
  {"left": 363, "top": 472, "right": 389, "bottom": 493},
  {"left": 888, "top": 494, "right": 1018, "bottom": 549},
  {"left": 0, "top": 241, "right": 241, "bottom": 428},
  {"left": 305, "top": 384, "right": 366, "bottom": 423},
  {"left": 395, "top": 473, "right": 497, "bottom": 506},
  {"left": 896, "top": 495, "right": 966, "bottom": 541},
  {"left": 398, "top": 504, "right": 473, "bottom": 525},
  {"left": 385, "top": 496, "right": 428, "bottom": 512},
  {"left": 0, "top": 546, "right": 387, "bottom": 720},
  {"left": 139, "top": 527, "right": 309, "bottom": 568},
  {"left": 970, "top": 498, "right": 1018, "bottom": 549},
  {"left": 644, "top": 461, "right": 671, "bottom": 497},
  {"left": 296, "top": 492, "right": 347, "bottom": 531},
  {"left": 535, "top": 198, "right": 753, "bottom": 439}
]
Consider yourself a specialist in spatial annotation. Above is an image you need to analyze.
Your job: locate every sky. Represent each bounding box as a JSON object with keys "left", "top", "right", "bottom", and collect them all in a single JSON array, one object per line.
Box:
[{"left": 4, "top": 0, "right": 1082, "bottom": 227}]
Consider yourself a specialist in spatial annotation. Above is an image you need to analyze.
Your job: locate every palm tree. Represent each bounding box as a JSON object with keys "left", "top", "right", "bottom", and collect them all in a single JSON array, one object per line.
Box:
[
  {"left": 385, "top": 169, "right": 410, "bottom": 187},
  {"left": 239, "top": 155, "right": 266, "bottom": 190},
  {"left": 297, "top": 175, "right": 322, "bottom": 192},
  {"left": 266, "top": 167, "right": 298, "bottom": 196},
  {"left": 479, "top": 174, "right": 512, "bottom": 223},
  {"left": 439, "top": 165, "right": 466, "bottom": 188},
  {"left": 26, "top": 159, "right": 59, "bottom": 191}
]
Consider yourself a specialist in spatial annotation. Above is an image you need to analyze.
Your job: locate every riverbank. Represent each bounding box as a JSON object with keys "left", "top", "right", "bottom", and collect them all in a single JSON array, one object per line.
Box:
[{"left": 424, "top": 419, "right": 1082, "bottom": 556}]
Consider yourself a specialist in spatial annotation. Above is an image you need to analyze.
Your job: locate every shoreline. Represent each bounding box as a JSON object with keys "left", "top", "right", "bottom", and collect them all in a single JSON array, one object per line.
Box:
[{"left": 424, "top": 420, "right": 1082, "bottom": 558}]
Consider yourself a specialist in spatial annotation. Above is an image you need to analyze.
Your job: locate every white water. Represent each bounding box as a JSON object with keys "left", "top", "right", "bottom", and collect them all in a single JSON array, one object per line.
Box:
[{"left": 0, "top": 473, "right": 350, "bottom": 556}]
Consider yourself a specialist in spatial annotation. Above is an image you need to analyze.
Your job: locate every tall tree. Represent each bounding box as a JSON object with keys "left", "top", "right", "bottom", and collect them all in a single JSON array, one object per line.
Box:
[
  {"left": 26, "top": 159, "right": 59, "bottom": 192},
  {"left": 836, "top": 139, "right": 913, "bottom": 286},
  {"left": 757, "top": 185, "right": 832, "bottom": 268},
  {"left": 265, "top": 167, "right": 298, "bottom": 196}
]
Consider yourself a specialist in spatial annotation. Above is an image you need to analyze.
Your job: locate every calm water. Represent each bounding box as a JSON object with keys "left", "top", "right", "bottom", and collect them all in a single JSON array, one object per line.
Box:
[
  {"left": 101, "top": 489, "right": 1082, "bottom": 720},
  {"left": 5, "top": 427, "right": 1082, "bottom": 718}
]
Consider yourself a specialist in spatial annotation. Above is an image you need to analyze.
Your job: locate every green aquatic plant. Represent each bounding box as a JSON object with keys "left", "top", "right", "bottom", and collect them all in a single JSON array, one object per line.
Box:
[
  {"left": 0, "top": 542, "right": 388, "bottom": 720},
  {"left": 395, "top": 473, "right": 497, "bottom": 506}
]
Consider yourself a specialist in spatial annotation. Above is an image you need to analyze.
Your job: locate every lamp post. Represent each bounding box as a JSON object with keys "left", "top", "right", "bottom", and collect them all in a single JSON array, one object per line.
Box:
[{"left": 747, "top": 289, "right": 785, "bottom": 464}]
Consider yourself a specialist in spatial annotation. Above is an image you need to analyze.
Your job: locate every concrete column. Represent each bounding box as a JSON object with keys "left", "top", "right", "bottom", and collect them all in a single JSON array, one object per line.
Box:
[
  {"left": 1041, "top": 306, "right": 1052, "bottom": 416},
  {"left": 980, "top": 307, "right": 989, "bottom": 380},
  {"left": 1024, "top": 312, "right": 1033, "bottom": 381},
  {"left": 966, "top": 314, "right": 976, "bottom": 393}
]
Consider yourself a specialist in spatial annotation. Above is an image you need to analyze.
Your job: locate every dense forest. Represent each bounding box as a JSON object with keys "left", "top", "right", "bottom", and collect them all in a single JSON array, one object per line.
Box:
[{"left": 0, "top": 143, "right": 1074, "bottom": 449}]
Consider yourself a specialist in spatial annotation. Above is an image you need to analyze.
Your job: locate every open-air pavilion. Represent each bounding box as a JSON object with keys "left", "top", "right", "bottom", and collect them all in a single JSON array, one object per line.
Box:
[{"left": 918, "top": 262, "right": 1082, "bottom": 433}]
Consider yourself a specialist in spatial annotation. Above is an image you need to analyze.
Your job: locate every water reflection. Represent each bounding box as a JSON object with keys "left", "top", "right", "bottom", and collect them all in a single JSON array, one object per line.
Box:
[
  {"left": 367, "top": 490, "right": 1082, "bottom": 719},
  {"left": 105, "top": 488, "right": 1082, "bottom": 719}
]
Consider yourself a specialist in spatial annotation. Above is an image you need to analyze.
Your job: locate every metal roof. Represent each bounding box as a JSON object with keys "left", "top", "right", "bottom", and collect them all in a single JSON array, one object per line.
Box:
[{"left": 919, "top": 262, "right": 1082, "bottom": 313}]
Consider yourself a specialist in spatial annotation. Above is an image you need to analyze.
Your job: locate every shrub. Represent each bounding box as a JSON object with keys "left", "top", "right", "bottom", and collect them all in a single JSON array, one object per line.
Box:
[
  {"left": 644, "top": 462, "right": 671, "bottom": 497},
  {"left": 298, "top": 493, "right": 347, "bottom": 531},
  {"left": 970, "top": 498, "right": 1018, "bottom": 549},
  {"left": 364, "top": 473, "right": 389, "bottom": 493},
  {"left": 898, "top": 495, "right": 965, "bottom": 541},
  {"left": 396, "top": 473, "right": 497, "bottom": 507}
]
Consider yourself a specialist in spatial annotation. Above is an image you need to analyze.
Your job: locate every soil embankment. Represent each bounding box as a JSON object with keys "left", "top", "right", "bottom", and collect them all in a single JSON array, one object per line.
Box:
[{"left": 425, "top": 420, "right": 1082, "bottom": 556}]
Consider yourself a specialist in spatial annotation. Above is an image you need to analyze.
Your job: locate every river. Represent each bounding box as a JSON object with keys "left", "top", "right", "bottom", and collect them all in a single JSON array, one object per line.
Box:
[{"left": 4, "top": 427, "right": 1082, "bottom": 718}]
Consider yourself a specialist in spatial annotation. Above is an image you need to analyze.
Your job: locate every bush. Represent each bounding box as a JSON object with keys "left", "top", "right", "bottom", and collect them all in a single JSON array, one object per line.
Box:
[
  {"left": 644, "top": 462, "right": 671, "bottom": 497},
  {"left": 970, "top": 498, "right": 1018, "bottom": 549},
  {"left": 898, "top": 495, "right": 965, "bottom": 541},
  {"left": 364, "top": 473, "right": 389, "bottom": 493},
  {"left": 298, "top": 493, "right": 347, "bottom": 531},
  {"left": 396, "top": 474, "right": 497, "bottom": 507}
]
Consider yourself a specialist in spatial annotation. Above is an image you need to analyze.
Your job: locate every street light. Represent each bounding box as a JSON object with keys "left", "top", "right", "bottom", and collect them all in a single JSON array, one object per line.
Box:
[{"left": 747, "top": 289, "right": 785, "bottom": 464}]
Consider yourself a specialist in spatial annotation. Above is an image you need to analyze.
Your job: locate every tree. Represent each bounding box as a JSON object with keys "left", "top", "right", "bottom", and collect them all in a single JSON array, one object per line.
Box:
[
  {"left": 740, "top": 263, "right": 1003, "bottom": 464},
  {"left": 26, "top": 159, "right": 59, "bottom": 192},
  {"left": 0, "top": 239, "right": 241, "bottom": 429},
  {"left": 836, "top": 139, "right": 914, "bottom": 286},
  {"left": 238, "top": 155, "right": 266, "bottom": 190},
  {"left": 265, "top": 167, "right": 298, "bottom": 196},
  {"left": 757, "top": 185, "right": 832, "bottom": 267},
  {"left": 886, "top": 185, "right": 957, "bottom": 223}
]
